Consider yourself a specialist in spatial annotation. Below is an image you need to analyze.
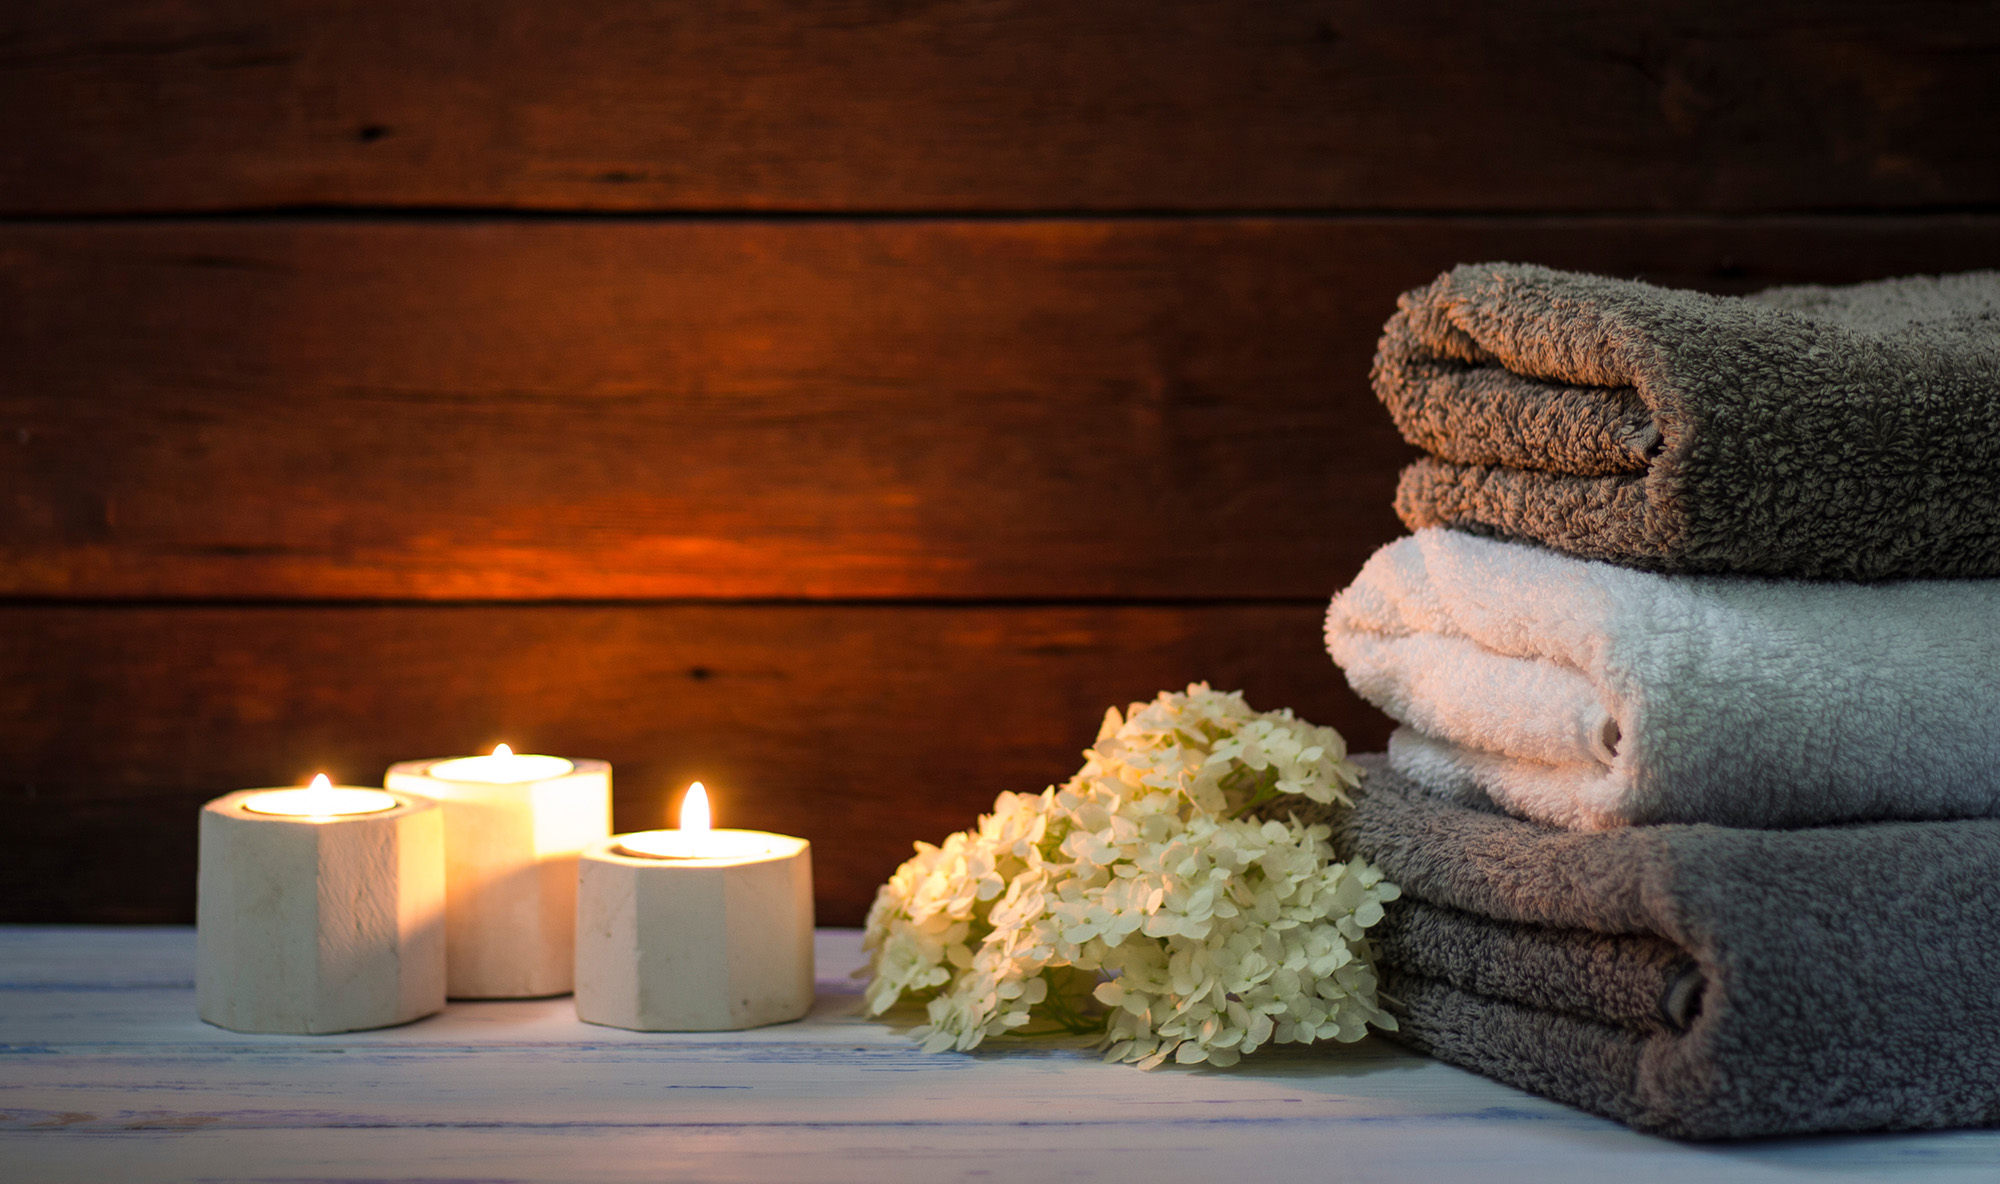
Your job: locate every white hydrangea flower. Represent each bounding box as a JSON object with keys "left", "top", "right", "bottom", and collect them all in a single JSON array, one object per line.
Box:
[{"left": 861, "top": 683, "right": 1399, "bottom": 1069}]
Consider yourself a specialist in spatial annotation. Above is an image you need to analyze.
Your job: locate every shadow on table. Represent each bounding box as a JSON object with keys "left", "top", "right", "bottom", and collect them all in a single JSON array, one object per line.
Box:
[
  {"left": 1700, "top": 1127, "right": 2000, "bottom": 1176},
  {"left": 1215, "top": 1034, "right": 1434, "bottom": 1080}
]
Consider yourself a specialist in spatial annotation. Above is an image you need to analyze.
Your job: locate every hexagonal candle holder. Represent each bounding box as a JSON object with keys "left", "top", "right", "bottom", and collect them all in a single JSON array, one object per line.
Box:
[
  {"left": 575, "top": 783, "right": 814, "bottom": 1032},
  {"left": 385, "top": 747, "right": 611, "bottom": 999},
  {"left": 197, "top": 777, "right": 446, "bottom": 1034}
]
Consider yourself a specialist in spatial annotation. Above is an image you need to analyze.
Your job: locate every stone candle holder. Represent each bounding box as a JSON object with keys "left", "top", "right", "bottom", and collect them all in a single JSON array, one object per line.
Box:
[
  {"left": 575, "top": 823, "right": 813, "bottom": 1032},
  {"left": 197, "top": 781, "right": 445, "bottom": 1035},
  {"left": 385, "top": 749, "right": 611, "bottom": 999}
]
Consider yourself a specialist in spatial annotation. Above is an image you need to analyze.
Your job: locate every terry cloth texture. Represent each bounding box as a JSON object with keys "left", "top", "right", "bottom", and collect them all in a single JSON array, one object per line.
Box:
[
  {"left": 1309, "top": 759, "right": 2000, "bottom": 1140},
  {"left": 1323, "top": 528, "right": 2000, "bottom": 830},
  {"left": 1376, "top": 263, "right": 2000, "bottom": 579}
]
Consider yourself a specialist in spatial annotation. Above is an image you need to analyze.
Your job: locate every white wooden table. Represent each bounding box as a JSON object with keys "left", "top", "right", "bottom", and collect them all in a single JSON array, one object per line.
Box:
[{"left": 5, "top": 927, "right": 1999, "bottom": 1183}]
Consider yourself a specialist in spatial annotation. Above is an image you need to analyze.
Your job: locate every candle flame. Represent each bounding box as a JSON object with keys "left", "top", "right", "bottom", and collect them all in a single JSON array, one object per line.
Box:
[
  {"left": 493, "top": 743, "right": 512, "bottom": 758},
  {"left": 681, "top": 782, "right": 711, "bottom": 834},
  {"left": 301, "top": 772, "right": 338, "bottom": 810}
]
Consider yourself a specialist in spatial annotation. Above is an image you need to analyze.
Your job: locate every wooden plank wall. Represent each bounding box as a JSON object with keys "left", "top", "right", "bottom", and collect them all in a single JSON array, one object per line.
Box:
[{"left": 6, "top": 2, "right": 1999, "bottom": 924}]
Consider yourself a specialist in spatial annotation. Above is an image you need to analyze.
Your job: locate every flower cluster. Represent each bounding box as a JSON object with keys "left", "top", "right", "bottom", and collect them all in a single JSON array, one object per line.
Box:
[{"left": 862, "top": 683, "right": 1400, "bottom": 1068}]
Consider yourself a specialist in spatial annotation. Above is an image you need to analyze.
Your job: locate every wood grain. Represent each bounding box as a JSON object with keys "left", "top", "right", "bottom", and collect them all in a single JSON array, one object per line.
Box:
[
  {"left": 7, "top": 927, "right": 2000, "bottom": 1182},
  {"left": 0, "top": 217, "right": 1410, "bottom": 600},
  {"left": 0, "top": 602, "right": 1386, "bottom": 926},
  {"left": 8, "top": 216, "right": 2000, "bottom": 600},
  {"left": 1, "top": 2, "right": 1996, "bottom": 214}
]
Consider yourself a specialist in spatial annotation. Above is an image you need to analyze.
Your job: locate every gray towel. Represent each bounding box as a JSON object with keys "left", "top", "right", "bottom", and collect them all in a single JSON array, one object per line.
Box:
[
  {"left": 1304, "top": 759, "right": 2000, "bottom": 1139},
  {"left": 1376, "top": 264, "right": 2000, "bottom": 579}
]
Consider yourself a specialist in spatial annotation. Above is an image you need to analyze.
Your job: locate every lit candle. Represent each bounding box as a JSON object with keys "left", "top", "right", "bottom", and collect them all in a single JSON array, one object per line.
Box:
[
  {"left": 241, "top": 776, "right": 400, "bottom": 818},
  {"left": 385, "top": 745, "right": 611, "bottom": 999},
  {"left": 198, "top": 775, "right": 445, "bottom": 1035},
  {"left": 615, "top": 782, "right": 784, "bottom": 860},
  {"left": 576, "top": 782, "right": 814, "bottom": 1032}
]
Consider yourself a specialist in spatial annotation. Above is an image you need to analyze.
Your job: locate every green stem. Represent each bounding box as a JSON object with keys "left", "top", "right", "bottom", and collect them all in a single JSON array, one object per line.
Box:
[
  {"left": 1229, "top": 770, "right": 1286, "bottom": 820},
  {"left": 1029, "top": 969, "right": 1108, "bottom": 1036}
]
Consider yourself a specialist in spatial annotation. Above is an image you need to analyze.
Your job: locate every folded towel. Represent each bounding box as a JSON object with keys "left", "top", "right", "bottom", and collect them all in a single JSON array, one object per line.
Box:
[
  {"left": 1377, "top": 263, "right": 2000, "bottom": 579},
  {"left": 1311, "top": 759, "right": 2000, "bottom": 1139},
  {"left": 1323, "top": 528, "right": 2000, "bottom": 829}
]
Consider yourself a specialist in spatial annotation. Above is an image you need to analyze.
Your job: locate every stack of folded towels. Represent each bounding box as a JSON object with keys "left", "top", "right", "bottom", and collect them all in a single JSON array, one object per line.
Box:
[{"left": 1320, "top": 263, "right": 2000, "bottom": 1138}]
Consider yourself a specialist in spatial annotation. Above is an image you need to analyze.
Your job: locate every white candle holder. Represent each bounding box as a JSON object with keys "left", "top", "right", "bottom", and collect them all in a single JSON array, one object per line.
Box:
[
  {"left": 197, "top": 782, "right": 445, "bottom": 1035},
  {"left": 575, "top": 828, "right": 814, "bottom": 1032},
  {"left": 385, "top": 750, "right": 611, "bottom": 999}
]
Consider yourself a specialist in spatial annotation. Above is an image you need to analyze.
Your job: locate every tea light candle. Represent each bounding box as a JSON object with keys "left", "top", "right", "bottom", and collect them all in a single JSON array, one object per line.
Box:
[
  {"left": 576, "top": 782, "right": 814, "bottom": 1032},
  {"left": 197, "top": 775, "right": 445, "bottom": 1035},
  {"left": 385, "top": 745, "right": 611, "bottom": 998}
]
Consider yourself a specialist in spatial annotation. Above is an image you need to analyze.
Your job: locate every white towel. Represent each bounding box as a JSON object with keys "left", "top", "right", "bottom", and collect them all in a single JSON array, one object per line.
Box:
[{"left": 1324, "top": 528, "right": 2000, "bottom": 829}]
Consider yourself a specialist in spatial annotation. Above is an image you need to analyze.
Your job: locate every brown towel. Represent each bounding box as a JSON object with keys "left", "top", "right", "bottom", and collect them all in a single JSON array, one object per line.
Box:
[{"left": 1376, "top": 264, "right": 2000, "bottom": 578}]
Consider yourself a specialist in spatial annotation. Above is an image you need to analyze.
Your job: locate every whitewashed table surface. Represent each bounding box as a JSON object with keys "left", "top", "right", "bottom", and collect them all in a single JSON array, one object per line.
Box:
[{"left": 5, "top": 927, "right": 1999, "bottom": 1183}]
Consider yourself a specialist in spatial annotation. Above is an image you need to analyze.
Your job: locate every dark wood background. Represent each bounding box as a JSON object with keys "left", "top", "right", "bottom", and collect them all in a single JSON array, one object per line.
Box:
[{"left": 7, "top": 1, "right": 1999, "bottom": 924}]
